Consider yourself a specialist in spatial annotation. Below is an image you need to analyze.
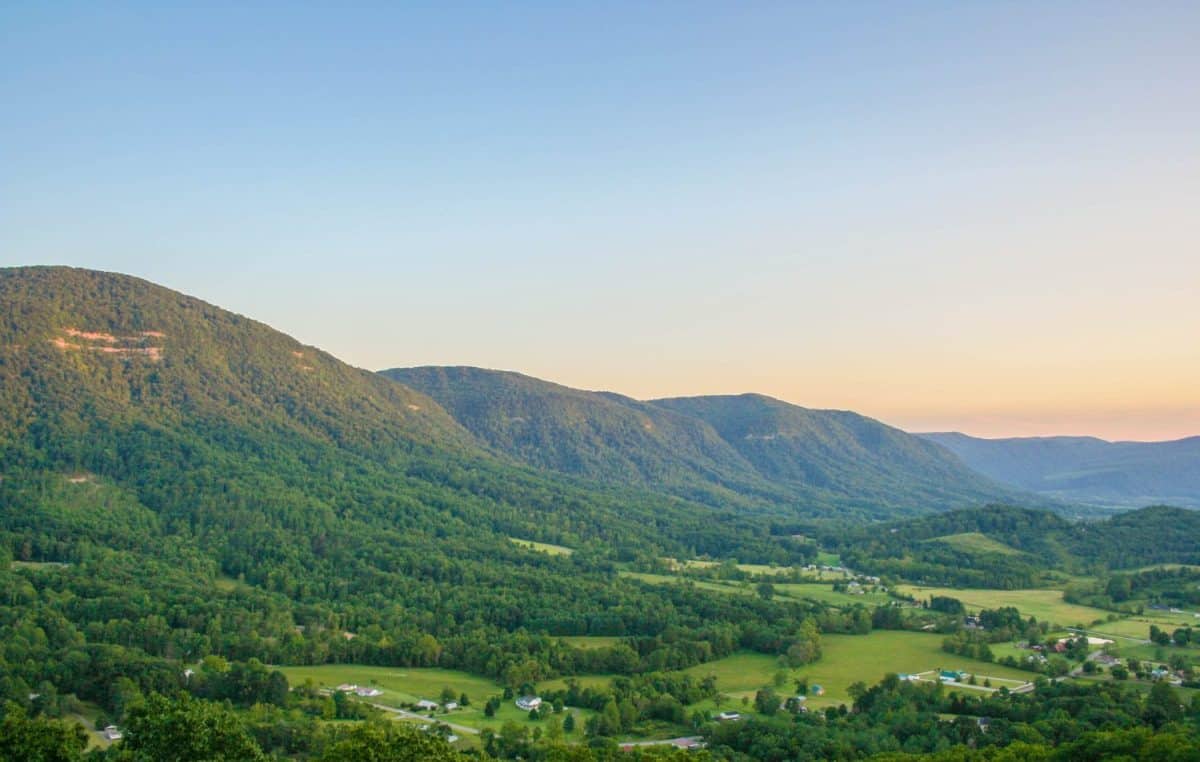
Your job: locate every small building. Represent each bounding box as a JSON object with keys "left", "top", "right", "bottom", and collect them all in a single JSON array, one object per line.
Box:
[
  {"left": 716, "top": 711, "right": 742, "bottom": 721},
  {"left": 515, "top": 695, "right": 542, "bottom": 711},
  {"left": 336, "top": 683, "right": 358, "bottom": 693},
  {"left": 898, "top": 673, "right": 919, "bottom": 682},
  {"left": 103, "top": 725, "right": 123, "bottom": 741},
  {"left": 977, "top": 717, "right": 991, "bottom": 733},
  {"left": 447, "top": 735, "right": 460, "bottom": 743},
  {"left": 810, "top": 684, "right": 825, "bottom": 696},
  {"left": 939, "top": 670, "right": 966, "bottom": 682},
  {"left": 443, "top": 701, "right": 459, "bottom": 711},
  {"left": 416, "top": 699, "right": 440, "bottom": 711},
  {"left": 355, "top": 687, "right": 383, "bottom": 697}
]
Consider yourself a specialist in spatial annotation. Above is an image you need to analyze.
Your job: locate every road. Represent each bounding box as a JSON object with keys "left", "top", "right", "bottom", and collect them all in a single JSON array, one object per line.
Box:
[{"left": 366, "top": 701, "right": 481, "bottom": 735}]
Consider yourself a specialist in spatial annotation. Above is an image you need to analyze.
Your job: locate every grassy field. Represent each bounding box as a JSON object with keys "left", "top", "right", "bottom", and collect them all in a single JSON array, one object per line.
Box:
[
  {"left": 681, "top": 631, "right": 1037, "bottom": 711},
  {"left": 897, "top": 585, "right": 1111, "bottom": 627},
  {"left": 558, "top": 636, "right": 623, "bottom": 650},
  {"left": 773, "top": 582, "right": 891, "bottom": 607},
  {"left": 278, "top": 664, "right": 595, "bottom": 734},
  {"left": 925, "top": 533, "right": 1024, "bottom": 556},
  {"left": 1088, "top": 610, "right": 1199, "bottom": 639},
  {"left": 508, "top": 537, "right": 574, "bottom": 555},
  {"left": 624, "top": 571, "right": 875, "bottom": 606},
  {"left": 619, "top": 571, "right": 755, "bottom": 597},
  {"left": 10, "top": 560, "right": 70, "bottom": 570}
]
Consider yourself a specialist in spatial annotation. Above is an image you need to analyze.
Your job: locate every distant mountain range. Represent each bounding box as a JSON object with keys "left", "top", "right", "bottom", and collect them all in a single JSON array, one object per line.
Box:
[
  {"left": 919, "top": 432, "right": 1200, "bottom": 510},
  {"left": 383, "top": 367, "right": 1018, "bottom": 518}
]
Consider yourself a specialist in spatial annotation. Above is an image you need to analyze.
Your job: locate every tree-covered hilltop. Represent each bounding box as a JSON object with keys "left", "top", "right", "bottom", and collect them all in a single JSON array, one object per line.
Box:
[
  {"left": 652, "top": 394, "right": 1019, "bottom": 518},
  {"left": 384, "top": 367, "right": 1019, "bottom": 520},
  {"left": 382, "top": 366, "right": 798, "bottom": 512}
]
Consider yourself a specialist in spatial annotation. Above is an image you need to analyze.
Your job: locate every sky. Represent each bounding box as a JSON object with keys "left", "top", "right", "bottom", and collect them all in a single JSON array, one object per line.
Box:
[{"left": 3, "top": 2, "right": 1198, "bottom": 441}]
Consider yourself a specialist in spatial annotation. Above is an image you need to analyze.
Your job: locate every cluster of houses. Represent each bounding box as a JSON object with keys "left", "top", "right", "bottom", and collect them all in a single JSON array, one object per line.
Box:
[{"left": 335, "top": 683, "right": 383, "bottom": 698}]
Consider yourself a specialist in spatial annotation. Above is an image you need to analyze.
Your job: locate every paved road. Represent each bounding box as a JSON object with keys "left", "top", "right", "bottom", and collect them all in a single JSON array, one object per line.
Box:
[
  {"left": 366, "top": 701, "right": 481, "bottom": 735},
  {"left": 619, "top": 736, "right": 704, "bottom": 749}
]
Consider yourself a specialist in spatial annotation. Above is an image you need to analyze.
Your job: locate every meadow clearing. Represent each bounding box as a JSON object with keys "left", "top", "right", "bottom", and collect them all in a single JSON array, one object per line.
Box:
[
  {"left": 896, "top": 585, "right": 1111, "bottom": 627},
  {"left": 508, "top": 537, "right": 574, "bottom": 555}
]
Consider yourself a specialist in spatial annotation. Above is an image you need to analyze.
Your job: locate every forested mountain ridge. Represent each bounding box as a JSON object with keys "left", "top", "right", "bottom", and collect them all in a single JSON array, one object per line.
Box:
[
  {"left": 652, "top": 394, "right": 1017, "bottom": 516},
  {"left": 385, "top": 367, "right": 1019, "bottom": 518},
  {"left": 920, "top": 431, "right": 1200, "bottom": 510},
  {"left": 381, "top": 366, "right": 797, "bottom": 511}
]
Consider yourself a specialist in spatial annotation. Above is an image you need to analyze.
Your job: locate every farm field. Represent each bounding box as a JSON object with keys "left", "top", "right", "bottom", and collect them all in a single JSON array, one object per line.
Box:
[
  {"left": 681, "top": 631, "right": 1037, "bottom": 711},
  {"left": 897, "top": 585, "right": 1110, "bottom": 627},
  {"left": 278, "top": 664, "right": 596, "bottom": 735}
]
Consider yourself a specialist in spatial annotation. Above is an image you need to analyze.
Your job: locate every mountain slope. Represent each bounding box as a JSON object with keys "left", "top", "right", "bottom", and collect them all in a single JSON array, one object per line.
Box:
[
  {"left": 651, "top": 394, "right": 1016, "bottom": 516},
  {"left": 0, "top": 267, "right": 805, "bottom": 577},
  {"left": 920, "top": 432, "right": 1200, "bottom": 509},
  {"left": 381, "top": 366, "right": 795, "bottom": 509},
  {"left": 384, "top": 367, "right": 1017, "bottom": 517}
]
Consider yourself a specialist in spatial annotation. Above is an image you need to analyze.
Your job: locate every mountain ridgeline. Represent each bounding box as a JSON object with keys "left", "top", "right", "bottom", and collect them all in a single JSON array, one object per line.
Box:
[
  {"left": 383, "top": 367, "right": 1017, "bottom": 518},
  {"left": 921, "top": 431, "right": 1200, "bottom": 510}
]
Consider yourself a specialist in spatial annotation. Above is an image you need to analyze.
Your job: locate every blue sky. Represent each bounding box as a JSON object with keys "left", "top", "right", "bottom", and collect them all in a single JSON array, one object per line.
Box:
[{"left": 3, "top": 2, "right": 1198, "bottom": 439}]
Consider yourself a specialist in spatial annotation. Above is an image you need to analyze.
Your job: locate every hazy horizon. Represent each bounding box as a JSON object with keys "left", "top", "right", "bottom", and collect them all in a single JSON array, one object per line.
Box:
[{"left": 4, "top": 3, "right": 1198, "bottom": 441}]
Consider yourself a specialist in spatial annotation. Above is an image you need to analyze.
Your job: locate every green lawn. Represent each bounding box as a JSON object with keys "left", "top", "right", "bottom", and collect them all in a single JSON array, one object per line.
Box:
[
  {"left": 508, "top": 537, "right": 573, "bottom": 555},
  {"left": 925, "top": 533, "right": 1024, "bottom": 557},
  {"left": 278, "top": 664, "right": 595, "bottom": 734},
  {"left": 896, "top": 585, "right": 1111, "bottom": 627},
  {"left": 681, "top": 631, "right": 1037, "bottom": 712}
]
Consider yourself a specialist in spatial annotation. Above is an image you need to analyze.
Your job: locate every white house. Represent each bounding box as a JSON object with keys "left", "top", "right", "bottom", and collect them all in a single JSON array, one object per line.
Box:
[
  {"left": 355, "top": 687, "right": 383, "bottom": 697},
  {"left": 416, "top": 699, "right": 440, "bottom": 711},
  {"left": 335, "top": 683, "right": 358, "bottom": 693},
  {"left": 103, "top": 725, "right": 123, "bottom": 741},
  {"left": 716, "top": 711, "right": 741, "bottom": 721},
  {"left": 443, "top": 701, "right": 459, "bottom": 711},
  {"left": 515, "top": 696, "right": 543, "bottom": 711}
]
